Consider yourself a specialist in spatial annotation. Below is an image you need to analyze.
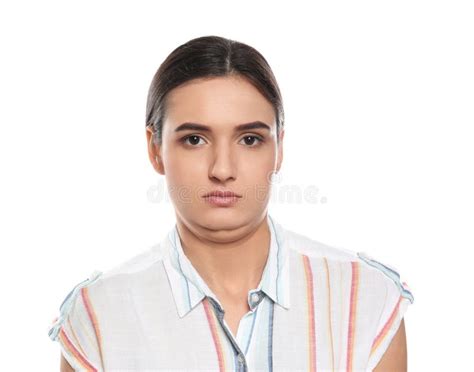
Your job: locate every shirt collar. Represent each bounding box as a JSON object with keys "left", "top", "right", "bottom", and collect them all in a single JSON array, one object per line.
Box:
[{"left": 161, "top": 213, "right": 291, "bottom": 318}]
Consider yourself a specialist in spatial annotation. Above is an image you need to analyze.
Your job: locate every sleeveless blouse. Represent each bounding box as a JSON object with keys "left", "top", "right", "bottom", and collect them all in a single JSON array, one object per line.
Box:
[{"left": 48, "top": 214, "right": 414, "bottom": 371}]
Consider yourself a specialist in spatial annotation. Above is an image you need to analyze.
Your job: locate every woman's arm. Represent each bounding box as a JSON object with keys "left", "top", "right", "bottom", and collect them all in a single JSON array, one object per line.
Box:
[
  {"left": 60, "top": 354, "right": 74, "bottom": 372},
  {"left": 373, "top": 319, "right": 407, "bottom": 371}
]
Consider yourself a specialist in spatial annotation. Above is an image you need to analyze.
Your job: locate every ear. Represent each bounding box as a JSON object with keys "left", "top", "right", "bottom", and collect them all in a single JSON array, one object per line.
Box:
[
  {"left": 146, "top": 126, "right": 165, "bottom": 175},
  {"left": 276, "top": 129, "right": 284, "bottom": 173}
]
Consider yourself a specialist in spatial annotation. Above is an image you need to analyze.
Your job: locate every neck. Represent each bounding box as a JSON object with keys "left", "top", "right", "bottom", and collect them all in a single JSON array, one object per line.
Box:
[{"left": 175, "top": 214, "right": 271, "bottom": 298}]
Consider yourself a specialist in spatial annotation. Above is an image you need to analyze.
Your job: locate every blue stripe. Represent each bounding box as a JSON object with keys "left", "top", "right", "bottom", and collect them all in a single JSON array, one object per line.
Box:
[
  {"left": 173, "top": 229, "right": 192, "bottom": 310},
  {"left": 234, "top": 352, "right": 238, "bottom": 372},
  {"left": 268, "top": 215, "right": 280, "bottom": 303},
  {"left": 267, "top": 301, "right": 274, "bottom": 371},
  {"left": 245, "top": 304, "right": 259, "bottom": 355},
  {"left": 357, "top": 252, "right": 414, "bottom": 303}
]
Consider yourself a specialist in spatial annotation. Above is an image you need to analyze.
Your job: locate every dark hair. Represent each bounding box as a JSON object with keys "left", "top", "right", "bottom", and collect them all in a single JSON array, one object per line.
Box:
[{"left": 145, "top": 35, "right": 285, "bottom": 146}]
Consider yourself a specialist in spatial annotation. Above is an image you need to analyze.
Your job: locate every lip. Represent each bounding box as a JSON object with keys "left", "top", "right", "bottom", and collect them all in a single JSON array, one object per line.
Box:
[
  {"left": 202, "top": 190, "right": 241, "bottom": 207},
  {"left": 203, "top": 190, "right": 241, "bottom": 198}
]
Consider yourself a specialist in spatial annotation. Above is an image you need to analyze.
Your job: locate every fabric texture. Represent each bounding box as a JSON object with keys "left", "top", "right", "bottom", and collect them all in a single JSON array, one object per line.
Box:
[{"left": 48, "top": 214, "right": 414, "bottom": 371}]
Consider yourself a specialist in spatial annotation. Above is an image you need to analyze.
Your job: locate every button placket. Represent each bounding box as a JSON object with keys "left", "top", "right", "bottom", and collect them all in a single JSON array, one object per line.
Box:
[
  {"left": 236, "top": 352, "right": 247, "bottom": 372},
  {"left": 207, "top": 296, "right": 248, "bottom": 371}
]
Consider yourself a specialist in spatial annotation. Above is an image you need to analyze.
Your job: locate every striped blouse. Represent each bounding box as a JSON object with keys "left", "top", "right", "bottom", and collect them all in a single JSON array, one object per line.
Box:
[{"left": 48, "top": 213, "right": 414, "bottom": 371}]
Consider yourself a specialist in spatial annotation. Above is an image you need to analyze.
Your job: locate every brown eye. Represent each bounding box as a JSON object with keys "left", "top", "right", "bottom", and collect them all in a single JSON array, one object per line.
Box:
[
  {"left": 240, "top": 135, "right": 264, "bottom": 147},
  {"left": 181, "top": 135, "right": 205, "bottom": 146}
]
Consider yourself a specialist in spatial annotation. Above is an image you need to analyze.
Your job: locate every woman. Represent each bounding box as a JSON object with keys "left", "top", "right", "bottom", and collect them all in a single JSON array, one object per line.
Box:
[{"left": 49, "top": 35, "right": 414, "bottom": 372}]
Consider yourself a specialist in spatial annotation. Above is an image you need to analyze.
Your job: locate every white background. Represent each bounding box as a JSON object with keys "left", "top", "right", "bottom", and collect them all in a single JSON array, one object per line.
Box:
[{"left": 1, "top": 1, "right": 472, "bottom": 370}]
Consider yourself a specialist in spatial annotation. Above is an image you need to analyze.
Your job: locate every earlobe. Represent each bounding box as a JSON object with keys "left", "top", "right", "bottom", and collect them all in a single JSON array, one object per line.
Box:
[
  {"left": 155, "top": 156, "right": 165, "bottom": 175},
  {"left": 152, "top": 153, "right": 165, "bottom": 175},
  {"left": 146, "top": 127, "right": 165, "bottom": 175},
  {"left": 276, "top": 130, "right": 284, "bottom": 173}
]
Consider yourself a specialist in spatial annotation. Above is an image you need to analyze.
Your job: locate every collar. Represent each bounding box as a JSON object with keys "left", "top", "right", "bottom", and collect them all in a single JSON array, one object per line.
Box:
[{"left": 161, "top": 213, "right": 291, "bottom": 318}]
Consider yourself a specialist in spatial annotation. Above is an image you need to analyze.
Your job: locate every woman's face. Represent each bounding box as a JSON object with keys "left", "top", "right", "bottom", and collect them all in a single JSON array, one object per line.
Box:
[{"left": 146, "top": 75, "right": 283, "bottom": 234}]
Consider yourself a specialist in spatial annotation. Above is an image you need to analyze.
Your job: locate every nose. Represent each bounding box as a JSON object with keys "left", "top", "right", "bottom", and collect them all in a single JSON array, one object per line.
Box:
[{"left": 209, "top": 142, "right": 236, "bottom": 183}]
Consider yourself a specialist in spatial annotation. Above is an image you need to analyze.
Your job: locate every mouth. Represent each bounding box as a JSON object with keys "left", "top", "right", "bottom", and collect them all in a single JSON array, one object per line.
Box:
[
  {"left": 203, "top": 191, "right": 242, "bottom": 198},
  {"left": 202, "top": 190, "right": 242, "bottom": 207}
]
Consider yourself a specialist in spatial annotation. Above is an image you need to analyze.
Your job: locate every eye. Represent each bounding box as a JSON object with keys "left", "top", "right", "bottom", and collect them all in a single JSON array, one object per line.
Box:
[
  {"left": 240, "top": 135, "right": 264, "bottom": 147},
  {"left": 180, "top": 135, "right": 206, "bottom": 147},
  {"left": 179, "top": 134, "right": 264, "bottom": 147}
]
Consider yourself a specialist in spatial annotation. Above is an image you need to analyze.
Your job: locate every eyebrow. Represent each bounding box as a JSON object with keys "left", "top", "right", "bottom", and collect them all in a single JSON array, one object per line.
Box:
[{"left": 174, "top": 121, "right": 272, "bottom": 133}]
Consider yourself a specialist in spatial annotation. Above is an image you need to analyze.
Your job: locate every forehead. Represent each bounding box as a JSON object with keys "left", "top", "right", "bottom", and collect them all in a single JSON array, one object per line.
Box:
[{"left": 164, "top": 75, "right": 276, "bottom": 130}]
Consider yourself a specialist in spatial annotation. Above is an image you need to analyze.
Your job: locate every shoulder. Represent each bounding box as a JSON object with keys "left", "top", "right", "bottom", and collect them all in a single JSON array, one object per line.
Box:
[
  {"left": 356, "top": 250, "right": 414, "bottom": 304},
  {"left": 48, "top": 269, "right": 104, "bottom": 369},
  {"left": 279, "top": 224, "right": 414, "bottom": 371},
  {"left": 48, "top": 241, "right": 167, "bottom": 340},
  {"left": 100, "top": 241, "right": 166, "bottom": 281},
  {"left": 282, "top": 226, "right": 414, "bottom": 303},
  {"left": 282, "top": 226, "right": 359, "bottom": 261},
  {"left": 83, "top": 241, "right": 168, "bottom": 307}
]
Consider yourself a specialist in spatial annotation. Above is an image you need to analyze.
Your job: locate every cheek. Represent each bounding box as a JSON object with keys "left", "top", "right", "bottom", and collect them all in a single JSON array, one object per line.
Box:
[
  {"left": 163, "top": 150, "right": 208, "bottom": 191},
  {"left": 239, "top": 153, "right": 275, "bottom": 179},
  {"left": 239, "top": 161, "right": 275, "bottom": 201}
]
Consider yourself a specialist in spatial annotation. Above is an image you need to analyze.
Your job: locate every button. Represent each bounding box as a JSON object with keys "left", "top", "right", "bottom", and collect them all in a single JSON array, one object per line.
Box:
[
  {"left": 250, "top": 292, "right": 260, "bottom": 304},
  {"left": 237, "top": 354, "right": 245, "bottom": 364}
]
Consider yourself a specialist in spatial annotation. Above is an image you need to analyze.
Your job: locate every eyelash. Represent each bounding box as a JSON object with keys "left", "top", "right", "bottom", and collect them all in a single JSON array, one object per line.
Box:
[{"left": 179, "top": 134, "right": 265, "bottom": 148}]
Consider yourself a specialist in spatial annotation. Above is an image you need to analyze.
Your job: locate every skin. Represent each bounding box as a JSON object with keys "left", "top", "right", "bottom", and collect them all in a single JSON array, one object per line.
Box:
[
  {"left": 59, "top": 74, "right": 407, "bottom": 371},
  {"left": 373, "top": 319, "right": 408, "bottom": 371},
  {"left": 60, "top": 354, "right": 73, "bottom": 372}
]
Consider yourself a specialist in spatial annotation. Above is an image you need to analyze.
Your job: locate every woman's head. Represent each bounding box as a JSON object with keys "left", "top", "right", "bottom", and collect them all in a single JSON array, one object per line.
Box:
[{"left": 145, "top": 36, "right": 285, "bottom": 237}]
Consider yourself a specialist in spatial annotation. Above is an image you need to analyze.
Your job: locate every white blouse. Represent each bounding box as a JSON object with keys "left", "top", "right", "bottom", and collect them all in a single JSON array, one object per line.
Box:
[{"left": 48, "top": 213, "right": 414, "bottom": 371}]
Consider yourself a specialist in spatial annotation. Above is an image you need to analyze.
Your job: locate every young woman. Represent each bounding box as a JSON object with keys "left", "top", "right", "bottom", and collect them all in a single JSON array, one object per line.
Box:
[{"left": 49, "top": 35, "right": 414, "bottom": 372}]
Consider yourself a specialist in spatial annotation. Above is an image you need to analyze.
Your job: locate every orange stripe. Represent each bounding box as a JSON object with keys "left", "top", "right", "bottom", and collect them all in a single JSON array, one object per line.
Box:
[
  {"left": 67, "top": 317, "right": 86, "bottom": 356},
  {"left": 302, "top": 255, "right": 317, "bottom": 371},
  {"left": 324, "top": 257, "right": 335, "bottom": 372},
  {"left": 370, "top": 295, "right": 403, "bottom": 355},
  {"left": 81, "top": 286, "right": 105, "bottom": 371},
  {"left": 59, "top": 327, "right": 97, "bottom": 372},
  {"left": 203, "top": 298, "right": 226, "bottom": 371},
  {"left": 346, "top": 261, "right": 359, "bottom": 372},
  {"left": 338, "top": 263, "right": 344, "bottom": 370}
]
